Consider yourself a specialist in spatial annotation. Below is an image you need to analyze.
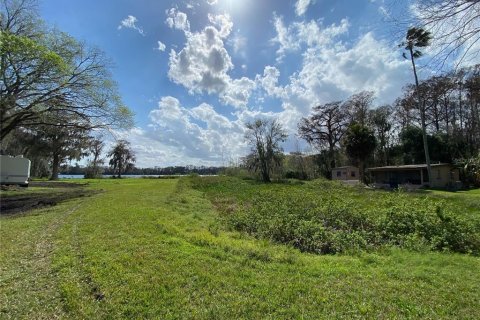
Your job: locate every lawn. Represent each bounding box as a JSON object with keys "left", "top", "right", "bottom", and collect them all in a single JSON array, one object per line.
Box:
[
  {"left": 1, "top": 178, "right": 479, "bottom": 319},
  {"left": 420, "top": 188, "right": 480, "bottom": 216}
]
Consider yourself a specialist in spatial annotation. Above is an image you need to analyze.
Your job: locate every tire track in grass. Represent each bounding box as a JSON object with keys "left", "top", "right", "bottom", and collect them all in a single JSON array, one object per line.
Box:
[
  {"left": 0, "top": 201, "right": 82, "bottom": 319},
  {"left": 35, "top": 203, "right": 83, "bottom": 319}
]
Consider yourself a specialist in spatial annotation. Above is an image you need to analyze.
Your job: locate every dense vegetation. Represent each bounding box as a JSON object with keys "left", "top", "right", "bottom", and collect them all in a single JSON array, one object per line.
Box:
[{"left": 191, "top": 176, "right": 480, "bottom": 255}]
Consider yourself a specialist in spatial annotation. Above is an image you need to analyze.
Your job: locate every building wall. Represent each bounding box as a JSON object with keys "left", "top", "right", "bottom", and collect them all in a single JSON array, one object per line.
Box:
[
  {"left": 332, "top": 167, "right": 359, "bottom": 181},
  {"left": 430, "top": 166, "right": 460, "bottom": 188}
]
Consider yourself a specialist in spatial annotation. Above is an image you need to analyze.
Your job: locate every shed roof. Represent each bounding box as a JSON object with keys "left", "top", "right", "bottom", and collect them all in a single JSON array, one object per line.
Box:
[
  {"left": 332, "top": 166, "right": 358, "bottom": 170},
  {"left": 367, "top": 163, "right": 454, "bottom": 172}
]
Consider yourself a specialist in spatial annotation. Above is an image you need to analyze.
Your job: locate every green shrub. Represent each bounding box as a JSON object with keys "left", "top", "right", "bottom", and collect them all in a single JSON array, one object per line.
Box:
[{"left": 191, "top": 176, "right": 480, "bottom": 255}]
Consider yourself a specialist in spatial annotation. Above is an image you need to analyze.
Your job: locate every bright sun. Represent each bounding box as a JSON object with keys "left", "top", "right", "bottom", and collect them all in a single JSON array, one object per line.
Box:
[{"left": 218, "top": 0, "right": 250, "bottom": 14}]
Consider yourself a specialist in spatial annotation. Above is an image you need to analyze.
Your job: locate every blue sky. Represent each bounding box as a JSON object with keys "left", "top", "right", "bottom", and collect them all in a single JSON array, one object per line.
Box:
[{"left": 40, "top": 0, "right": 424, "bottom": 167}]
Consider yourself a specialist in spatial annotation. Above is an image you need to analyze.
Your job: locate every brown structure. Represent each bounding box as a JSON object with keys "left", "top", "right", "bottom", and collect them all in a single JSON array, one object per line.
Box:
[
  {"left": 367, "top": 163, "right": 460, "bottom": 189},
  {"left": 332, "top": 166, "right": 359, "bottom": 181}
]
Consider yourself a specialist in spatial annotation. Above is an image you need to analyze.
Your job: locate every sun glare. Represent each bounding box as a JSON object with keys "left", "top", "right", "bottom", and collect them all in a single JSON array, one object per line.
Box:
[{"left": 219, "top": 0, "right": 250, "bottom": 14}]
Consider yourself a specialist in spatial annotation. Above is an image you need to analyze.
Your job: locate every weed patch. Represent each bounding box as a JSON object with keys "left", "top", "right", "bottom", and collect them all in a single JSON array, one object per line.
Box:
[{"left": 191, "top": 176, "right": 480, "bottom": 255}]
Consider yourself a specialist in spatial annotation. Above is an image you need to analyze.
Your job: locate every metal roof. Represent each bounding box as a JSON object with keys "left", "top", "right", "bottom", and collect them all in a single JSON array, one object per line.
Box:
[{"left": 367, "top": 163, "right": 453, "bottom": 171}]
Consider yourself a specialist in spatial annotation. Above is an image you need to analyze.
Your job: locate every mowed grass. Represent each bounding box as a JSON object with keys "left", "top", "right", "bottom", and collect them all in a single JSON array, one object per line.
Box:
[
  {"left": 0, "top": 178, "right": 479, "bottom": 319},
  {"left": 420, "top": 188, "right": 480, "bottom": 216}
]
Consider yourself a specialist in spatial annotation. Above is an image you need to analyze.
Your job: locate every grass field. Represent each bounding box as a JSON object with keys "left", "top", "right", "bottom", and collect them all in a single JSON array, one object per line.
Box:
[{"left": 1, "top": 178, "right": 479, "bottom": 319}]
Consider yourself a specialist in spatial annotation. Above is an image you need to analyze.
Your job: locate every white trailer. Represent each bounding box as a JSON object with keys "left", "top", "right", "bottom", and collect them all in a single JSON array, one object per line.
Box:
[{"left": 0, "top": 155, "right": 31, "bottom": 187}]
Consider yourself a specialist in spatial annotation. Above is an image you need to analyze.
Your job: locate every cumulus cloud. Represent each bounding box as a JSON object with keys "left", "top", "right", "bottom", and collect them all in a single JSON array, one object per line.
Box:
[
  {"left": 145, "top": 96, "right": 247, "bottom": 165},
  {"left": 221, "top": 77, "right": 257, "bottom": 107},
  {"left": 168, "top": 11, "right": 255, "bottom": 108},
  {"left": 264, "top": 15, "right": 412, "bottom": 134},
  {"left": 271, "top": 14, "right": 349, "bottom": 62},
  {"left": 118, "top": 15, "right": 145, "bottom": 36},
  {"left": 275, "top": 32, "right": 411, "bottom": 127},
  {"left": 116, "top": 93, "right": 286, "bottom": 167},
  {"left": 208, "top": 13, "right": 233, "bottom": 38},
  {"left": 256, "top": 66, "right": 283, "bottom": 97},
  {"left": 165, "top": 8, "right": 190, "bottom": 32}
]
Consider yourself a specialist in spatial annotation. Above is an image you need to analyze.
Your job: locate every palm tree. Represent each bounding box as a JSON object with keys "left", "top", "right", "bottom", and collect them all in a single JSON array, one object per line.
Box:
[{"left": 402, "top": 27, "right": 433, "bottom": 186}]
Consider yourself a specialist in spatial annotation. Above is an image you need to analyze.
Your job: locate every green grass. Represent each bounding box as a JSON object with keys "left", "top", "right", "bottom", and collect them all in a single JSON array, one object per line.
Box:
[
  {"left": 418, "top": 188, "right": 480, "bottom": 215},
  {"left": 1, "top": 178, "right": 479, "bottom": 319}
]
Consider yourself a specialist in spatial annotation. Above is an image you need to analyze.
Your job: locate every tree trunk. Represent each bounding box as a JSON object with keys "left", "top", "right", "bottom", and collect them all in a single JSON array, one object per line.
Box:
[
  {"left": 50, "top": 153, "right": 60, "bottom": 180},
  {"left": 410, "top": 48, "right": 432, "bottom": 186},
  {"left": 329, "top": 144, "right": 336, "bottom": 169},
  {"left": 118, "top": 162, "right": 122, "bottom": 179},
  {"left": 261, "top": 159, "right": 270, "bottom": 183},
  {"left": 359, "top": 160, "right": 365, "bottom": 183}
]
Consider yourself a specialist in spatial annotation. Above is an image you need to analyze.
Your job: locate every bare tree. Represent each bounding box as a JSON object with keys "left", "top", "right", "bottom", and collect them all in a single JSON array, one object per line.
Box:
[
  {"left": 245, "top": 119, "right": 287, "bottom": 183},
  {"left": 298, "top": 101, "right": 347, "bottom": 169},
  {"left": 343, "top": 91, "right": 375, "bottom": 126},
  {"left": 414, "top": 0, "right": 480, "bottom": 68},
  {"left": 85, "top": 137, "right": 105, "bottom": 178}
]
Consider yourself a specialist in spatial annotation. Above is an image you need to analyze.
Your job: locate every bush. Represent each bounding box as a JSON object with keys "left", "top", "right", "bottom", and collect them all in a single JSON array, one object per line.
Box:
[
  {"left": 458, "top": 153, "right": 480, "bottom": 187},
  {"left": 191, "top": 176, "right": 480, "bottom": 255},
  {"left": 84, "top": 166, "right": 103, "bottom": 179}
]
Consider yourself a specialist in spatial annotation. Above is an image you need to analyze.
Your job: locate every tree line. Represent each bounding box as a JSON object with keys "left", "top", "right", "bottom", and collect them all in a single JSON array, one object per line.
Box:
[{"left": 61, "top": 164, "right": 226, "bottom": 177}]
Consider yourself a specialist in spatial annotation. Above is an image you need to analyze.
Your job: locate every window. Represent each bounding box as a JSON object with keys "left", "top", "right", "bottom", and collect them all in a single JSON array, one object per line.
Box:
[
  {"left": 351, "top": 171, "right": 356, "bottom": 177},
  {"left": 336, "top": 171, "right": 341, "bottom": 177}
]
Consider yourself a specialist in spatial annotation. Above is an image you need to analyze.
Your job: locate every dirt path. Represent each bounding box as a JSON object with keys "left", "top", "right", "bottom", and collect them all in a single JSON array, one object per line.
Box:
[{"left": 1, "top": 182, "right": 96, "bottom": 215}]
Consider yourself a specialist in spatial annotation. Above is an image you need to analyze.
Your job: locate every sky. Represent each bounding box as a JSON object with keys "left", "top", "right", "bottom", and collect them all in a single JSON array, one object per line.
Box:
[{"left": 39, "top": 0, "right": 431, "bottom": 168}]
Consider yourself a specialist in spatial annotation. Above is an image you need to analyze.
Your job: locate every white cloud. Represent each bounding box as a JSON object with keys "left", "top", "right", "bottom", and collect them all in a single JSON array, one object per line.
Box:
[
  {"left": 168, "top": 11, "right": 255, "bottom": 108},
  {"left": 206, "top": 0, "right": 218, "bottom": 5},
  {"left": 157, "top": 40, "right": 166, "bottom": 52},
  {"left": 208, "top": 13, "right": 233, "bottom": 38},
  {"left": 295, "top": 0, "right": 313, "bottom": 16},
  {"left": 276, "top": 32, "right": 411, "bottom": 124},
  {"left": 256, "top": 66, "right": 283, "bottom": 97},
  {"left": 262, "top": 15, "right": 412, "bottom": 135},
  {"left": 139, "top": 96, "right": 247, "bottom": 166},
  {"left": 271, "top": 14, "right": 349, "bottom": 62},
  {"left": 118, "top": 15, "right": 145, "bottom": 36},
  {"left": 165, "top": 8, "right": 190, "bottom": 32},
  {"left": 221, "top": 77, "right": 257, "bottom": 108}
]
